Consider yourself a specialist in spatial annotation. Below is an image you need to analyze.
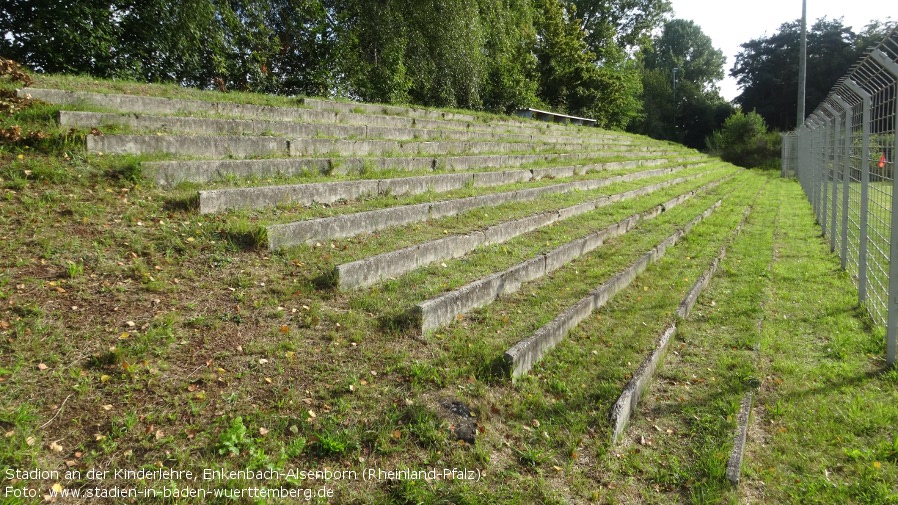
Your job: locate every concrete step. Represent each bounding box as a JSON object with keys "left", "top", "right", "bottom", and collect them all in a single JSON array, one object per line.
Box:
[
  {"left": 414, "top": 179, "right": 718, "bottom": 333},
  {"left": 86, "top": 133, "right": 653, "bottom": 158},
  {"left": 300, "top": 97, "right": 477, "bottom": 122},
  {"left": 59, "top": 110, "right": 627, "bottom": 146},
  {"left": 265, "top": 164, "right": 711, "bottom": 250},
  {"left": 198, "top": 157, "right": 698, "bottom": 214},
  {"left": 142, "top": 153, "right": 696, "bottom": 187},
  {"left": 335, "top": 170, "right": 724, "bottom": 290},
  {"left": 88, "top": 134, "right": 288, "bottom": 158},
  {"left": 504, "top": 199, "right": 722, "bottom": 379},
  {"left": 21, "top": 87, "right": 618, "bottom": 139}
]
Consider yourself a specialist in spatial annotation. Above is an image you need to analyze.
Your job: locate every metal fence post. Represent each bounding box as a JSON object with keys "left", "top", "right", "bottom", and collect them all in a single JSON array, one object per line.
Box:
[
  {"left": 821, "top": 113, "right": 831, "bottom": 235},
  {"left": 871, "top": 49, "right": 898, "bottom": 366},
  {"left": 823, "top": 103, "right": 841, "bottom": 251},
  {"left": 833, "top": 94, "right": 852, "bottom": 271},
  {"left": 844, "top": 79, "right": 871, "bottom": 303}
]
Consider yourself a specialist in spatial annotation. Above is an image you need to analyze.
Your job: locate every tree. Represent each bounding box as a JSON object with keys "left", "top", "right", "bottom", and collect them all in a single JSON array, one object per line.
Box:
[
  {"left": 706, "top": 109, "right": 781, "bottom": 169},
  {"left": 533, "top": 0, "right": 641, "bottom": 128},
  {"left": 569, "top": 0, "right": 671, "bottom": 56},
  {"left": 731, "top": 17, "right": 869, "bottom": 131},
  {"left": 630, "top": 19, "right": 731, "bottom": 149},
  {"left": 643, "top": 19, "right": 724, "bottom": 92},
  {"left": 0, "top": 0, "right": 121, "bottom": 76}
]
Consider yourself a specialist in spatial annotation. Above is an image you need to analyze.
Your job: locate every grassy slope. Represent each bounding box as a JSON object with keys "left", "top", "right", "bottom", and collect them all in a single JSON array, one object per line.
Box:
[{"left": 1, "top": 75, "right": 897, "bottom": 504}]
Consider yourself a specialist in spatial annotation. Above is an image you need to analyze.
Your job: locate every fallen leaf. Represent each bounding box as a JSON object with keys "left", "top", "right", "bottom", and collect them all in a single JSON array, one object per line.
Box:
[{"left": 37, "top": 363, "right": 48, "bottom": 371}]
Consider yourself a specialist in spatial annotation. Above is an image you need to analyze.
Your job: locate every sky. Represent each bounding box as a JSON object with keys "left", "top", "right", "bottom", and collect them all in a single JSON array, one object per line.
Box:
[{"left": 669, "top": 0, "right": 893, "bottom": 101}]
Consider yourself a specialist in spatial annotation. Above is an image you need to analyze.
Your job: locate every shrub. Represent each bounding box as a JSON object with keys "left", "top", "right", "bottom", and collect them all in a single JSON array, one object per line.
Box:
[{"left": 707, "top": 109, "right": 781, "bottom": 169}]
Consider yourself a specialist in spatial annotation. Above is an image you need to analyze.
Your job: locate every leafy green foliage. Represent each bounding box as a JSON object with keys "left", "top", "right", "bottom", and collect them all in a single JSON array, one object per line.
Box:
[
  {"left": 706, "top": 109, "right": 781, "bottom": 169},
  {"left": 732, "top": 17, "right": 895, "bottom": 131},
  {"left": 631, "top": 19, "right": 733, "bottom": 149},
  {"left": 0, "top": 0, "right": 662, "bottom": 126},
  {"left": 217, "top": 416, "right": 252, "bottom": 456},
  {"left": 533, "top": 0, "right": 642, "bottom": 128}
]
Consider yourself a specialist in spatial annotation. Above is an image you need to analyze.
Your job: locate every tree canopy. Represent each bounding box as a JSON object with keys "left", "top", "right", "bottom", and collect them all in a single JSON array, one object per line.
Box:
[
  {"left": 731, "top": 17, "right": 894, "bottom": 131},
  {"left": 629, "top": 18, "right": 731, "bottom": 149},
  {"left": 0, "top": 0, "right": 659, "bottom": 128}
]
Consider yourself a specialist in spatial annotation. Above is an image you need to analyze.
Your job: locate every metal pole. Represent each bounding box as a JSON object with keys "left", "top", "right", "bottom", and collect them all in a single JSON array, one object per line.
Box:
[
  {"left": 823, "top": 103, "right": 841, "bottom": 252},
  {"left": 821, "top": 112, "right": 831, "bottom": 235},
  {"left": 844, "top": 79, "right": 872, "bottom": 303},
  {"left": 833, "top": 94, "right": 852, "bottom": 271},
  {"left": 797, "top": 0, "right": 807, "bottom": 127},
  {"left": 870, "top": 49, "right": 898, "bottom": 366}
]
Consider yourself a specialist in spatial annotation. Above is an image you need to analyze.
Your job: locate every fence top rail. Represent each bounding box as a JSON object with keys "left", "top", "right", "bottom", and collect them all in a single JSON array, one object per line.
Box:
[{"left": 797, "top": 27, "right": 898, "bottom": 131}]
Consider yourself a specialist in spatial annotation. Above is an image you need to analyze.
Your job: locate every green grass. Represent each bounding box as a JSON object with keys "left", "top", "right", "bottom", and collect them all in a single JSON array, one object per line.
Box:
[{"left": 1, "top": 74, "right": 896, "bottom": 504}]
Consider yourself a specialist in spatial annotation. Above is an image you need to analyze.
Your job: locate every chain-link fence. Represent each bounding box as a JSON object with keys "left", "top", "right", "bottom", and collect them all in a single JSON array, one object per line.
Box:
[{"left": 782, "top": 27, "right": 898, "bottom": 366}]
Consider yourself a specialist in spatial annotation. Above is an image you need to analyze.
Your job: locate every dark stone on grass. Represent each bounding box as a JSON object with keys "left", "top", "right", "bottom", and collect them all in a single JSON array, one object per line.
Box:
[{"left": 439, "top": 400, "right": 478, "bottom": 444}]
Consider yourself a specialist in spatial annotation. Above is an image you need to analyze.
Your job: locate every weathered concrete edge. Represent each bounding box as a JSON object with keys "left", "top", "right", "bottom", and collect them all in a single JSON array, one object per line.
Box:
[
  {"left": 416, "top": 175, "right": 720, "bottom": 332},
  {"left": 266, "top": 163, "right": 702, "bottom": 250},
  {"left": 144, "top": 151, "right": 691, "bottom": 187},
  {"left": 504, "top": 199, "right": 722, "bottom": 380},
  {"left": 677, "top": 202, "right": 752, "bottom": 319},
  {"left": 609, "top": 196, "right": 745, "bottom": 444},
  {"left": 334, "top": 170, "right": 715, "bottom": 290},
  {"left": 608, "top": 324, "right": 678, "bottom": 444},
  {"left": 726, "top": 393, "right": 754, "bottom": 485},
  {"left": 62, "top": 110, "right": 624, "bottom": 146}
]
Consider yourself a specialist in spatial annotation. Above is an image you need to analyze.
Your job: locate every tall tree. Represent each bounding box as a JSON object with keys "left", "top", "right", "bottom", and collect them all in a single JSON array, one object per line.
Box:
[
  {"left": 533, "top": 0, "right": 641, "bottom": 128},
  {"left": 643, "top": 19, "right": 725, "bottom": 92},
  {"left": 0, "top": 0, "right": 121, "bottom": 76},
  {"left": 631, "top": 18, "right": 731, "bottom": 149},
  {"left": 569, "top": 0, "right": 672, "bottom": 57},
  {"left": 732, "top": 17, "right": 864, "bottom": 131}
]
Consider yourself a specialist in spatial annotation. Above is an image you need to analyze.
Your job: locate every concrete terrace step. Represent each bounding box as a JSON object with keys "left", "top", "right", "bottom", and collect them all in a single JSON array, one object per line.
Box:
[
  {"left": 21, "top": 88, "right": 610, "bottom": 138},
  {"left": 300, "top": 97, "right": 477, "bottom": 122},
  {"left": 59, "top": 111, "right": 627, "bottom": 146},
  {"left": 301, "top": 97, "right": 576, "bottom": 131},
  {"left": 197, "top": 157, "right": 702, "bottom": 214},
  {"left": 265, "top": 164, "right": 710, "bottom": 250},
  {"left": 87, "top": 133, "right": 668, "bottom": 159},
  {"left": 335, "top": 171, "right": 723, "bottom": 291},
  {"left": 504, "top": 199, "right": 722, "bottom": 379},
  {"left": 414, "top": 181, "right": 715, "bottom": 333},
  {"left": 143, "top": 152, "right": 699, "bottom": 187}
]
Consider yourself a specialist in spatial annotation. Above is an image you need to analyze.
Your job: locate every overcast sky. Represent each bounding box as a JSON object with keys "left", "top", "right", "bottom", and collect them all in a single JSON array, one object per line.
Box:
[{"left": 669, "top": 0, "right": 893, "bottom": 101}]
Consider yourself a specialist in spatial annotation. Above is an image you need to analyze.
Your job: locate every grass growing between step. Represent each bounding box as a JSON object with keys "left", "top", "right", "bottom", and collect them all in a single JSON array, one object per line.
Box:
[
  {"left": 743, "top": 180, "right": 898, "bottom": 504},
  {"left": 591, "top": 176, "right": 898, "bottom": 504},
  {"left": 232, "top": 161, "right": 724, "bottom": 228},
  {"left": 339, "top": 171, "right": 738, "bottom": 327},
  {"left": 277, "top": 166, "right": 731, "bottom": 280}
]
